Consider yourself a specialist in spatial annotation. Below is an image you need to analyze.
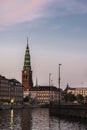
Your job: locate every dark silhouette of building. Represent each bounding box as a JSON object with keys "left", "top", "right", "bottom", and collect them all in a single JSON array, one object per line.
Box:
[
  {"left": 0, "top": 75, "right": 23, "bottom": 103},
  {"left": 9, "top": 79, "right": 23, "bottom": 103},
  {"left": 22, "top": 38, "right": 33, "bottom": 91}
]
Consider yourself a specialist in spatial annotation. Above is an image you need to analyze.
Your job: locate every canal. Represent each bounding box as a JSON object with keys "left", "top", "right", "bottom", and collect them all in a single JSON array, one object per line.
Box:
[{"left": 0, "top": 108, "right": 87, "bottom": 130}]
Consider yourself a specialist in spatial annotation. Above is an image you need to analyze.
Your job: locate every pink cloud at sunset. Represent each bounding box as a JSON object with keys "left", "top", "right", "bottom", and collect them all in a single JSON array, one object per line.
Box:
[
  {"left": 0, "top": 0, "right": 49, "bottom": 28},
  {"left": 0, "top": 0, "right": 87, "bottom": 29}
]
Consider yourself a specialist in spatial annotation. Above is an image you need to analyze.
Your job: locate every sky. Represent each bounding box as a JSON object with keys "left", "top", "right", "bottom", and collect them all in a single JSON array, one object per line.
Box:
[{"left": 0, "top": 0, "right": 87, "bottom": 89}]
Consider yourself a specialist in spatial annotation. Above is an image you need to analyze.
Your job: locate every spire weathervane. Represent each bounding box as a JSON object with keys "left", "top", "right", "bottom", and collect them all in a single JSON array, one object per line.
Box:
[{"left": 27, "top": 37, "right": 28, "bottom": 45}]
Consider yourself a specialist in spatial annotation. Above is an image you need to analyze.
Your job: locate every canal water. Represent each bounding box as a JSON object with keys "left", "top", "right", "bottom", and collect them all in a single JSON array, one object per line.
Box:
[{"left": 0, "top": 108, "right": 87, "bottom": 130}]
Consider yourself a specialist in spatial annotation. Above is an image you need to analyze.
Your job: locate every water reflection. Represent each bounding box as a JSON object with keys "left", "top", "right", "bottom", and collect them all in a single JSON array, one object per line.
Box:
[
  {"left": 0, "top": 109, "right": 22, "bottom": 130},
  {"left": 0, "top": 108, "right": 87, "bottom": 130},
  {"left": 22, "top": 108, "right": 31, "bottom": 130},
  {"left": 10, "top": 109, "right": 14, "bottom": 130},
  {"left": 49, "top": 117, "right": 60, "bottom": 130},
  {"left": 50, "top": 116, "right": 87, "bottom": 130},
  {"left": 31, "top": 108, "right": 49, "bottom": 130}
]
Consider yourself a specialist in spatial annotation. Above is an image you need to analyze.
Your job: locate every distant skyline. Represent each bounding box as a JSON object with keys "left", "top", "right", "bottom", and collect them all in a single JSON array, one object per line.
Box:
[{"left": 0, "top": 0, "right": 87, "bottom": 89}]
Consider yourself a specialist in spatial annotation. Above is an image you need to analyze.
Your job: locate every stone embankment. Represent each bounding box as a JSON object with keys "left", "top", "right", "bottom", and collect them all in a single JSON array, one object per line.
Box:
[
  {"left": 0, "top": 103, "right": 30, "bottom": 110},
  {"left": 49, "top": 103, "right": 87, "bottom": 118},
  {"left": 0, "top": 103, "right": 44, "bottom": 110}
]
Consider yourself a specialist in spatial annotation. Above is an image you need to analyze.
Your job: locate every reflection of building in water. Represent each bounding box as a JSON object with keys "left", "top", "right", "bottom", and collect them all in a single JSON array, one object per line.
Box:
[
  {"left": 31, "top": 108, "right": 49, "bottom": 130},
  {"left": 10, "top": 109, "right": 14, "bottom": 130},
  {"left": 49, "top": 116, "right": 60, "bottom": 130},
  {"left": 22, "top": 109, "right": 31, "bottom": 130}
]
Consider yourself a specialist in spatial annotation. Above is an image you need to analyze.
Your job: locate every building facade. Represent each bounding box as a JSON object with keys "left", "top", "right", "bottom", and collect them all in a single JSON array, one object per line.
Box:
[
  {"left": 65, "top": 85, "right": 87, "bottom": 97},
  {"left": 30, "top": 86, "right": 60, "bottom": 104},
  {"left": 9, "top": 79, "right": 23, "bottom": 103},
  {"left": 0, "top": 75, "right": 10, "bottom": 102},
  {"left": 0, "top": 75, "right": 23, "bottom": 103},
  {"left": 22, "top": 38, "right": 33, "bottom": 92}
]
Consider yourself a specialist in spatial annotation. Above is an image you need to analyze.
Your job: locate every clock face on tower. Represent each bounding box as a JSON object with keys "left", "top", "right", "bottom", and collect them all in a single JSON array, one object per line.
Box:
[{"left": 24, "top": 70, "right": 27, "bottom": 74}]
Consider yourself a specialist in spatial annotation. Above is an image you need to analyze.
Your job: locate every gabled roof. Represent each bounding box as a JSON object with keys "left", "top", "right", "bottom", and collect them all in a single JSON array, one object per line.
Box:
[{"left": 30, "top": 86, "right": 61, "bottom": 91}]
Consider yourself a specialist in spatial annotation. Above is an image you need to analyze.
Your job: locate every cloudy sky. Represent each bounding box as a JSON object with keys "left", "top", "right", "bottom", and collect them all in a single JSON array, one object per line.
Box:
[{"left": 0, "top": 0, "right": 87, "bottom": 89}]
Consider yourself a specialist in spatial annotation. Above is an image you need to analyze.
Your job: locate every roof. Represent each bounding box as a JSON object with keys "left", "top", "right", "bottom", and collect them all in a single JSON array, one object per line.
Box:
[
  {"left": 67, "top": 87, "right": 87, "bottom": 90},
  {"left": 0, "top": 75, "right": 23, "bottom": 87},
  {"left": 9, "top": 79, "right": 23, "bottom": 87},
  {"left": 23, "top": 43, "right": 31, "bottom": 70},
  {"left": 0, "top": 75, "right": 7, "bottom": 80},
  {"left": 30, "top": 86, "right": 61, "bottom": 91}
]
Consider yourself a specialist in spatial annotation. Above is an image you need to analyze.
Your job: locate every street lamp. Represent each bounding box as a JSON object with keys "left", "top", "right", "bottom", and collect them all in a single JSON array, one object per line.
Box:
[
  {"left": 58, "top": 64, "right": 61, "bottom": 105},
  {"left": 58, "top": 64, "right": 62, "bottom": 116},
  {"left": 51, "top": 80, "right": 53, "bottom": 86},
  {"left": 49, "top": 73, "right": 51, "bottom": 86},
  {"left": 59, "top": 64, "right": 61, "bottom": 89}
]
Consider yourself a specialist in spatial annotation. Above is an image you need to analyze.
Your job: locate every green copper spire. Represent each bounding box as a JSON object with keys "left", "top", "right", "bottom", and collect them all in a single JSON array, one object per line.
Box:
[{"left": 23, "top": 38, "right": 31, "bottom": 70}]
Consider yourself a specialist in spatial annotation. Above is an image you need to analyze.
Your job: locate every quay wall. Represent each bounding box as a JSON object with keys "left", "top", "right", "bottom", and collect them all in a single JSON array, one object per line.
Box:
[{"left": 49, "top": 104, "right": 87, "bottom": 118}]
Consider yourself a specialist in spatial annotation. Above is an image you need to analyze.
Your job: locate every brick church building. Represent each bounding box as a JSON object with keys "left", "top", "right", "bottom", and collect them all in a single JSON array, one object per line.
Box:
[{"left": 22, "top": 38, "right": 33, "bottom": 93}]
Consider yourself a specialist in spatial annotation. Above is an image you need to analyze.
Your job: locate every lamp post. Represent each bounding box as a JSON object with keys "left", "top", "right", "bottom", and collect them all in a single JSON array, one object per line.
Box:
[
  {"left": 49, "top": 73, "right": 51, "bottom": 86},
  {"left": 51, "top": 80, "right": 53, "bottom": 86},
  {"left": 58, "top": 64, "right": 61, "bottom": 105}
]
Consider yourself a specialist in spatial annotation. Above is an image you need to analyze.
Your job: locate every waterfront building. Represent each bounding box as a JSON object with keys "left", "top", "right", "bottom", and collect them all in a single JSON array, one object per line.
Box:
[
  {"left": 22, "top": 38, "right": 33, "bottom": 94},
  {"left": 30, "top": 86, "right": 60, "bottom": 104},
  {"left": 9, "top": 79, "right": 23, "bottom": 103},
  {"left": 65, "top": 84, "right": 87, "bottom": 97},
  {"left": 0, "top": 75, "right": 10, "bottom": 102},
  {"left": 0, "top": 75, "right": 23, "bottom": 103}
]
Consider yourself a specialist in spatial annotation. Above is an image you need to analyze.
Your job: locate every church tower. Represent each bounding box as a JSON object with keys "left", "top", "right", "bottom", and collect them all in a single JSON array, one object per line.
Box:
[{"left": 22, "top": 38, "right": 33, "bottom": 91}]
